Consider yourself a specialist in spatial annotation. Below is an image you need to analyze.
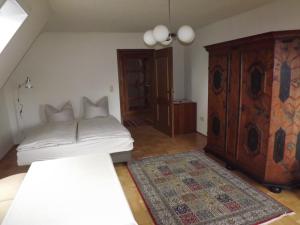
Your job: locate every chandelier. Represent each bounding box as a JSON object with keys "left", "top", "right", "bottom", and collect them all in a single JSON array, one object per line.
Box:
[{"left": 143, "top": 0, "right": 195, "bottom": 46}]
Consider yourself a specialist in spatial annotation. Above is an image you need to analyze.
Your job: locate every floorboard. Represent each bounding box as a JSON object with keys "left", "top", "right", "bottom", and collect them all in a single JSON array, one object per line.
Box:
[
  {"left": 115, "top": 126, "right": 300, "bottom": 225},
  {"left": 0, "top": 125, "right": 299, "bottom": 224}
]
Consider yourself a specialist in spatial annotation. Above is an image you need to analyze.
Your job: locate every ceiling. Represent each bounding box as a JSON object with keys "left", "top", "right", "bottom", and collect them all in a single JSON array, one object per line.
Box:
[{"left": 45, "top": 0, "right": 276, "bottom": 32}]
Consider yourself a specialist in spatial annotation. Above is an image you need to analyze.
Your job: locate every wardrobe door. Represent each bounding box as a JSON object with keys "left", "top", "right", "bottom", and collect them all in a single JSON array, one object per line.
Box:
[
  {"left": 265, "top": 39, "right": 300, "bottom": 184},
  {"left": 226, "top": 49, "right": 241, "bottom": 161},
  {"left": 206, "top": 53, "right": 228, "bottom": 157},
  {"left": 237, "top": 44, "right": 273, "bottom": 179}
]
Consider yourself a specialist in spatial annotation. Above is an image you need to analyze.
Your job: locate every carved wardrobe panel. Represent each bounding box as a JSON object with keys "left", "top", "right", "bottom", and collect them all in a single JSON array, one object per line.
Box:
[
  {"left": 266, "top": 38, "right": 300, "bottom": 184},
  {"left": 205, "top": 31, "right": 300, "bottom": 190},
  {"left": 206, "top": 53, "right": 228, "bottom": 157},
  {"left": 236, "top": 44, "right": 273, "bottom": 179}
]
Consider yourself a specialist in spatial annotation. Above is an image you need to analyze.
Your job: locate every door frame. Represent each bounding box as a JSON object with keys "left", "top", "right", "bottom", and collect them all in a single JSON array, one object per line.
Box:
[{"left": 117, "top": 49, "right": 155, "bottom": 124}]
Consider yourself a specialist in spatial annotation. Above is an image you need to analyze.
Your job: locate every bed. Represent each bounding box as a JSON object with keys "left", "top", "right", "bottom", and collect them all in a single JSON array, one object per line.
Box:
[{"left": 17, "top": 116, "right": 134, "bottom": 166}]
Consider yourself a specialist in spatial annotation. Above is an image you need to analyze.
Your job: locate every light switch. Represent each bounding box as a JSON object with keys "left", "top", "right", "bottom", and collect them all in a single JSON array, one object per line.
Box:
[{"left": 110, "top": 85, "right": 114, "bottom": 92}]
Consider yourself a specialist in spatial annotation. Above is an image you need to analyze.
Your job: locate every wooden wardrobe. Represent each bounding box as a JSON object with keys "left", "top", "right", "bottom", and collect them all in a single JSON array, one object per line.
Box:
[{"left": 204, "top": 30, "right": 300, "bottom": 192}]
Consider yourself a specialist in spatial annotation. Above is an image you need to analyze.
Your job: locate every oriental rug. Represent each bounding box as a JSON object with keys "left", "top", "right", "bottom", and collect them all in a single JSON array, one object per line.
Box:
[{"left": 128, "top": 151, "right": 292, "bottom": 225}]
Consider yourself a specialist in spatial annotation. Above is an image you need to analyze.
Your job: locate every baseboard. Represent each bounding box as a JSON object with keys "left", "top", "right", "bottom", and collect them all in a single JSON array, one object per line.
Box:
[
  {"left": 196, "top": 131, "right": 207, "bottom": 137},
  {"left": 0, "top": 144, "right": 16, "bottom": 160}
]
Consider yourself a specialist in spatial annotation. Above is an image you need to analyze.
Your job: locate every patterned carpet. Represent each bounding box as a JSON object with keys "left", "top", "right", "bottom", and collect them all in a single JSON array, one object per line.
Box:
[{"left": 128, "top": 151, "right": 292, "bottom": 225}]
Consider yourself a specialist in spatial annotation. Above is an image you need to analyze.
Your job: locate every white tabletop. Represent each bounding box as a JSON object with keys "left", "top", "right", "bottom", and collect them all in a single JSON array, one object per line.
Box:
[{"left": 2, "top": 153, "right": 137, "bottom": 225}]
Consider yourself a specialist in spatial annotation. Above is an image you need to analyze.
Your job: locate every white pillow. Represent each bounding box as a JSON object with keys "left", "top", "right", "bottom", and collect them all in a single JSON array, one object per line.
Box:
[
  {"left": 45, "top": 101, "right": 75, "bottom": 123},
  {"left": 83, "top": 96, "right": 109, "bottom": 119}
]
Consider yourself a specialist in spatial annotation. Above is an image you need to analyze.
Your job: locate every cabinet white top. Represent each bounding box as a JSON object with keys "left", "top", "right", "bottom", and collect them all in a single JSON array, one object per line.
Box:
[{"left": 2, "top": 153, "right": 137, "bottom": 225}]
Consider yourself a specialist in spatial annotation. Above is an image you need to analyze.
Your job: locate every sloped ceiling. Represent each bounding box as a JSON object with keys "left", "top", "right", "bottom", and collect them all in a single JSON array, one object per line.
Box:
[
  {"left": 0, "top": 0, "right": 277, "bottom": 89},
  {"left": 45, "top": 0, "right": 276, "bottom": 32},
  {"left": 0, "top": 0, "right": 50, "bottom": 89}
]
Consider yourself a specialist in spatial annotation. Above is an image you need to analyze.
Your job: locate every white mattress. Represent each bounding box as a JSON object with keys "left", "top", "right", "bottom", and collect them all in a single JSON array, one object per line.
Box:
[
  {"left": 78, "top": 116, "right": 132, "bottom": 143},
  {"left": 17, "top": 117, "right": 134, "bottom": 166},
  {"left": 17, "top": 121, "right": 77, "bottom": 152},
  {"left": 17, "top": 140, "right": 133, "bottom": 166}
]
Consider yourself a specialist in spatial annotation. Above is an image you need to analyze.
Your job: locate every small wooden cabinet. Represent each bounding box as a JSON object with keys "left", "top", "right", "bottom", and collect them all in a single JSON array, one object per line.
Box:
[
  {"left": 205, "top": 30, "right": 300, "bottom": 192},
  {"left": 173, "top": 101, "right": 196, "bottom": 135}
]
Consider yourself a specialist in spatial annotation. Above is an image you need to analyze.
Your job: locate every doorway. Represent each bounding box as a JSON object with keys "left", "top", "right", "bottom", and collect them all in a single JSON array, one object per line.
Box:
[
  {"left": 117, "top": 49, "right": 154, "bottom": 127},
  {"left": 117, "top": 48, "right": 174, "bottom": 136}
]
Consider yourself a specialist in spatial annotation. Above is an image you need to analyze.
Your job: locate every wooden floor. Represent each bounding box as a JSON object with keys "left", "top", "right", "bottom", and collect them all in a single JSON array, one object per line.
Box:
[
  {"left": 1, "top": 125, "right": 300, "bottom": 224},
  {"left": 116, "top": 126, "right": 300, "bottom": 225},
  {"left": 0, "top": 147, "right": 29, "bottom": 179}
]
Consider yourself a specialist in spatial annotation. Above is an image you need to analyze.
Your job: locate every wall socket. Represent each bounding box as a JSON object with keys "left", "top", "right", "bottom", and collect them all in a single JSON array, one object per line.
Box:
[{"left": 200, "top": 116, "right": 204, "bottom": 121}]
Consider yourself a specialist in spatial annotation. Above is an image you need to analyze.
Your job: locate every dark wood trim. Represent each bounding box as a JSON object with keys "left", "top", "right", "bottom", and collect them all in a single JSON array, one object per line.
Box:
[
  {"left": 196, "top": 131, "right": 207, "bottom": 137},
  {"left": 205, "top": 30, "right": 300, "bottom": 51},
  {"left": 117, "top": 49, "right": 155, "bottom": 124},
  {"left": 0, "top": 145, "right": 17, "bottom": 160},
  {"left": 117, "top": 50, "right": 124, "bottom": 123}
]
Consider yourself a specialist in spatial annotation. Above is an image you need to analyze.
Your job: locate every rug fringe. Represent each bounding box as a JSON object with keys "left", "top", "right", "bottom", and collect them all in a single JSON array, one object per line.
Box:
[{"left": 259, "top": 212, "right": 295, "bottom": 225}]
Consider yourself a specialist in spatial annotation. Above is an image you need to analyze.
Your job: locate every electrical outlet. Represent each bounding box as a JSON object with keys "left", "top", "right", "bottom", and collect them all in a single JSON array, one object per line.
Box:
[
  {"left": 200, "top": 116, "right": 204, "bottom": 121},
  {"left": 110, "top": 85, "right": 114, "bottom": 92}
]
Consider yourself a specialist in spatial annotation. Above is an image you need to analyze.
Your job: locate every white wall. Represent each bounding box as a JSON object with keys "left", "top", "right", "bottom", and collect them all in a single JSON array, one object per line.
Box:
[
  {"left": 5, "top": 32, "right": 186, "bottom": 142},
  {"left": 0, "top": 0, "right": 50, "bottom": 157},
  {"left": 172, "top": 41, "right": 185, "bottom": 100},
  {"left": 0, "top": 88, "right": 13, "bottom": 159},
  {"left": 0, "top": 0, "right": 50, "bottom": 89},
  {"left": 185, "top": 0, "right": 300, "bottom": 135}
]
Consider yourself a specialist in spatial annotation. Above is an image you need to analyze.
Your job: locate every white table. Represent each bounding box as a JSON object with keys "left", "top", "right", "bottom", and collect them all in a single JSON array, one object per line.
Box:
[{"left": 2, "top": 153, "right": 138, "bottom": 225}]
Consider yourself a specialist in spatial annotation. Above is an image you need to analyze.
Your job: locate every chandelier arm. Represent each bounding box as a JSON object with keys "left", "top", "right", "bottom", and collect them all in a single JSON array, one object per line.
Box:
[
  {"left": 143, "top": 0, "right": 195, "bottom": 45},
  {"left": 168, "top": 0, "right": 171, "bottom": 30}
]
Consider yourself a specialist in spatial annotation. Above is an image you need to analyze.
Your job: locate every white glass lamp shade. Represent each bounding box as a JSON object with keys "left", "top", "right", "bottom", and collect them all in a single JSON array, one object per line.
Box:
[
  {"left": 143, "top": 30, "right": 157, "bottom": 46},
  {"left": 177, "top": 25, "right": 195, "bottom": 43},
  {"left": 161, "top": 35, "right": 173, "bottom": 46},
  {"left": 153, "top": 25, "right": 169, "bottom": 42}
]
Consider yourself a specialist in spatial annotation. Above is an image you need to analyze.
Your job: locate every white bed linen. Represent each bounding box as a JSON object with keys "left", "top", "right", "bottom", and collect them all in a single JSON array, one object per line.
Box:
[
  {"left": 78, "top": 116, "right": 132, "bottom": 143},
  {"left": 17, "top": 121, "right": 77, "bottom": 152},
  {"left": 17, "top": 116, "right": 134, "bottom": 166},
  {"left": 2, "top": 153, "right": 138, "bottom": 225},
  {"left": 17, "top": 140, "right": 133, "bottom": 166}
]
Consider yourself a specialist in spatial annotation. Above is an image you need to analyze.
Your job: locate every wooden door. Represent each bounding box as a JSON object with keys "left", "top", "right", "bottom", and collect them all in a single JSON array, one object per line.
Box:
[
  {"left": 154, "top": 48, "right": 174, "bottom": 136},
  {"left": 206, "top": 52, "right": 228, "bottom": 157},
  {"left": 236, "top": 44, "right": 273, "bottom": 179},
  {"left": 117, "top": 50, "right": 154, "bottom": 125}
]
